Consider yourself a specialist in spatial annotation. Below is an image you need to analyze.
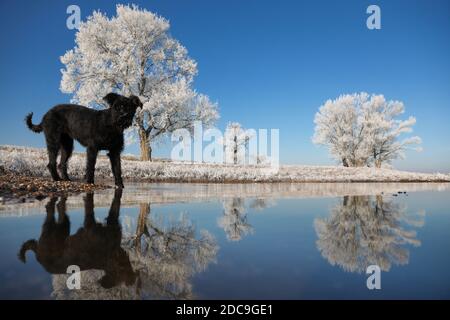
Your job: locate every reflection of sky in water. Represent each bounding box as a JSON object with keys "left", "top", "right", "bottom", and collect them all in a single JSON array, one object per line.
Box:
[{"left": 0, "top": 183, "right": 449, "bottom": 299}]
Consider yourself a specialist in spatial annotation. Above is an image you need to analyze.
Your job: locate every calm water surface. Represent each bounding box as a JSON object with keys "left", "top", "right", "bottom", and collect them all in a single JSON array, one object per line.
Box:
[{"left": 0, "top": 182, "right": 449, "bottom": 299}]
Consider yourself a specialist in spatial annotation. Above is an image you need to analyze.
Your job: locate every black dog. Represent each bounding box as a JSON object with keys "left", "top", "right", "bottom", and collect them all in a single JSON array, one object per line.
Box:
[{"left": 25, "top": 93, "right": 142, "bottom": 188}]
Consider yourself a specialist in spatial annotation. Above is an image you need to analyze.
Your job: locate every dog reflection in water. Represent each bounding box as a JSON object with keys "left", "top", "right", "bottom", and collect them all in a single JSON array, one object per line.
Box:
[{"left": 18, "top": 189, "right": 136, "bottom": 289}]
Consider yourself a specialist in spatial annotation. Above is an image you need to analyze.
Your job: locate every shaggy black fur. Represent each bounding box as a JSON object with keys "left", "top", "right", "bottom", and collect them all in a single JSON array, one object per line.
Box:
[{"left": 25, "top": 93, "right": 142, "bottom": 188}]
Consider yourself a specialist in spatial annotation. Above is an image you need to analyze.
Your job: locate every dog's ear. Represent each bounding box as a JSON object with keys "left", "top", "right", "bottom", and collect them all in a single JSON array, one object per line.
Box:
[
  {"left": 103, "top": 93, "right": 122, "bottom": 107},
  {"left": 129, "top": 95, "right": 143, "bottom": 109}
]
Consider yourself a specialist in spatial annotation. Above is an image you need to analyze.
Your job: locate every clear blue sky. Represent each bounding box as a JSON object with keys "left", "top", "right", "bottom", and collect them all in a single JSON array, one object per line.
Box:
[{"left": 0, "top": 0, "right": 449, "bottom": 172}]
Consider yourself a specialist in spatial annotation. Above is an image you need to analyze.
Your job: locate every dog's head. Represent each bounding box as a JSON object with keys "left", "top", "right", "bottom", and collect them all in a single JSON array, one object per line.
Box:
[{"left": 103, "top": 93, "right": 143, "bottom": 130}]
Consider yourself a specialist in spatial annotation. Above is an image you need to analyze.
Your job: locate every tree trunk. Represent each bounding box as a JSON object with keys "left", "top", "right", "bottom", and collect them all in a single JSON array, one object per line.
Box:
[
  {"left": 138, "top": 127, "right": 152, "bottom": 161},
  {"left": 233, "top": 136, "right": 238, "bottom": 164},
  {"left": 375, "top": 159, "right": 382, "bottom": 168},
  {"left": 342, "top": 158, "right": 349, "bottom": 167},
  {"left": 375, "top": 195, "right": 383, "bottom": 215},
  {"left": 343, "top": 195, "right": 349, "bottom": 206},
  {"left": 135, "top": 203, "right": 150, "bottom": 252}
]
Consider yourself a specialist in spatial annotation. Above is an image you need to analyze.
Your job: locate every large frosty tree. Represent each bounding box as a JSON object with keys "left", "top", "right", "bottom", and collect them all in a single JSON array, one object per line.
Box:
[
  {"left": 60, "top": 4, "right": 218, "bottom": 160},
  {"left": 313, "top": 92, "right": 421, "bottom": 167}
]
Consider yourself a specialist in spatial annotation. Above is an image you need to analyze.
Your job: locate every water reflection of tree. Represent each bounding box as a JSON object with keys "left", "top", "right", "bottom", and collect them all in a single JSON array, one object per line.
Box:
[
  {"left": 217, "top": 198, "right": 275, "bottom": 242},
  {"left": 249, "top": 198, "right": 276, "bottom": 211},
  {"left": 314, "top": 195, "right": 423, "bottom": 273},
  {"left": 218, "top": 198, "right": 252, "bottom": 241},
  {"left": 123, "top": 203, "right": 218, "bottom": 299},
  {"left": 52, "top": 199, "right": 217, "bottom": 300}
]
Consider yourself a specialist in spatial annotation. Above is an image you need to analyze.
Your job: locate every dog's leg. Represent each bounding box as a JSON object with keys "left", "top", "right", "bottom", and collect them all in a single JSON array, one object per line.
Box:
[
  {"left": 85, "top": 147, "right": 98, "bottom": 184},
  {"left": 83, "top": 192, "right": 96, "bottom": 229},
  {"left": 106, "top": 188, "right": 122, "bottom": 225},
  {"left": 46, "top": 143, "right": 61, "bottom": 181},
  {"left": 56, "top": 196, "right": 71, "bottom": 239},
  {"left": 56, "top": 196, "right": 68, "bottom": 223},
  {"left": 43, "top": 119, "right": 62, "bottom": 181},
  {"left": 44, "top": 197, "right": 57, "bottom": 228},
  {"left": 59, "top": 135, "right": 73, "bottom": 181},
  {"left": 108, "top": 151, "right": 124, "bottom": 188}
]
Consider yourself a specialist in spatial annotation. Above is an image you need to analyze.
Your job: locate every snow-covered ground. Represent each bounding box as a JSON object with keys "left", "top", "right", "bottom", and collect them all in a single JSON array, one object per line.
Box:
[{"left": 1, "top": 145, "right": 449, "bottom": 183}]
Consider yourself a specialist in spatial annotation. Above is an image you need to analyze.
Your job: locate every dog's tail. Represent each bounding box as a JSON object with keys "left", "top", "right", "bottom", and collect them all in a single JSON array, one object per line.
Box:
[
  {"left": 18, "top": 239, "right": 38, "bottom": 263},
  {"left": 25, "top": 113, "right": 43, "bottom": 133}
]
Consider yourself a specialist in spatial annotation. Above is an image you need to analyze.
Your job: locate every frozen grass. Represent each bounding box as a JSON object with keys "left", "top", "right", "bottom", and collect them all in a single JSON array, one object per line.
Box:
[{"left": 1, "top": 145, "right": 449, "bottom": 183}]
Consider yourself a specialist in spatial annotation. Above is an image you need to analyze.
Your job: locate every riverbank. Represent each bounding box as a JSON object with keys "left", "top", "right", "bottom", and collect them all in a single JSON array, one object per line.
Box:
[
  {"left": 2, "top": 181, "right": 449, "bottom": 216},
  {"left": 1, "top": 145, "right": 449, "bottom": 186},
  {"left": 0, "top": 171, "right": 111, "bottom": 204}
]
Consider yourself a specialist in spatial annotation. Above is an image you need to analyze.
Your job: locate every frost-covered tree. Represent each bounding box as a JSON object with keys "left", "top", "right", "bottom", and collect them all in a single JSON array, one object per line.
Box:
[
  {"left": 362, "top": 96, "right": 422, "bottom": 168},
  {"left": 218, "top": 198, "right": 253, "bottom": 241},
  {"left": 313, "top": 93, "right": 421, "bottom": 167},
  {"left": 313, "top": 94, "right": 366, "bottom": 167},
  {"left": 60, "top": 4, "right": 219, "bottom": 160},
  {"left": 223, "top": 122, "right": 253, "bottom": 165},
  {"left": 122, "top": 203, "right": 217, "bottom": 299},
  {"left": 314, "top": 195, "right": 423, "bottom": 273}
]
